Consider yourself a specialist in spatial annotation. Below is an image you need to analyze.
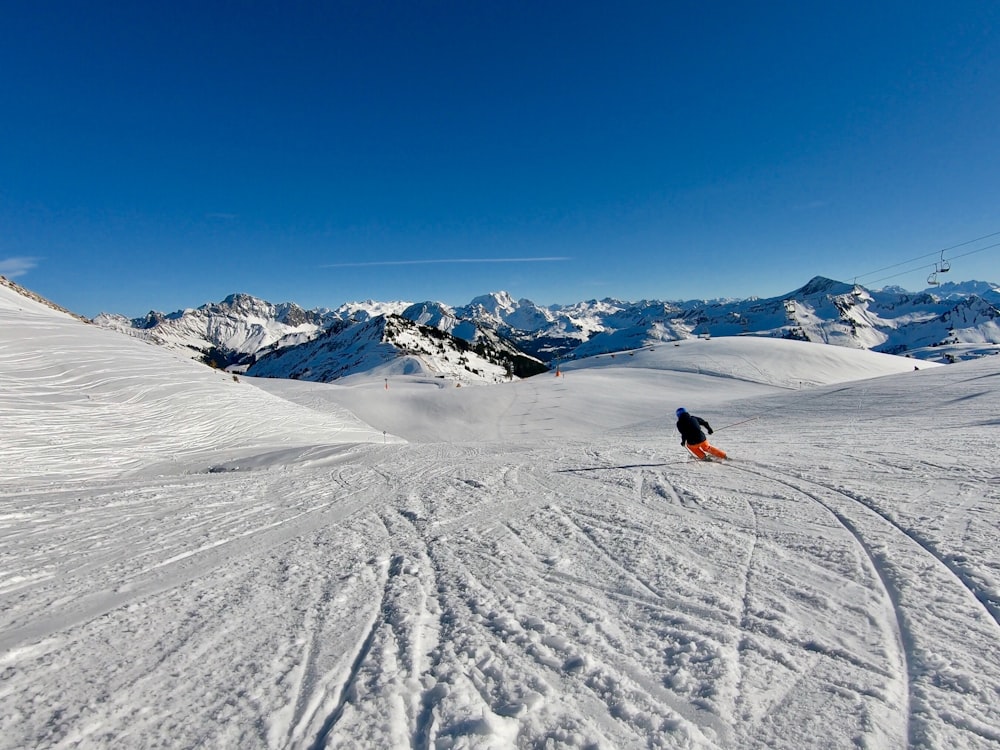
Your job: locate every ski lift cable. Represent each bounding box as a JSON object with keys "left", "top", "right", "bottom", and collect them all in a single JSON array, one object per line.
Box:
[
  {"left": 947, "top": 241, "right": 1000, "bottom": 263},
  {"left": 862, "top": 241, "right": 1000, "bottom": 288},
  {"left": 851, "top": 229, "right": 1000, "bottom": 282}
]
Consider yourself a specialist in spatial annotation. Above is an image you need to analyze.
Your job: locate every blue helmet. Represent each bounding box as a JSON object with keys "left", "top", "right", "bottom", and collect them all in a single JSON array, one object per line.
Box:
[{"left": 676, "top": 407, "right": 686, "bottom": 417}]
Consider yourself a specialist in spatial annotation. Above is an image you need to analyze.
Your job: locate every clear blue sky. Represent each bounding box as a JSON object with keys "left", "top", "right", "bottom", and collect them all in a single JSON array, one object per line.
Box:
[{"left": 2, "top": 1, "right": 999, "bottom": 318}]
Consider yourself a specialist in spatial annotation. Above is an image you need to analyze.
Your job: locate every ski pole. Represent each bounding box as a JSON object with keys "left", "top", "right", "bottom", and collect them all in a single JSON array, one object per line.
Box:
[{"left": 714, "top": 416, "right": 760, "bottom": 432}]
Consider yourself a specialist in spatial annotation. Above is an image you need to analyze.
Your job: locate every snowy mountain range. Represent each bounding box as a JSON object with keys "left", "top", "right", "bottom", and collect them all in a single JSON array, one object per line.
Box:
[{"left": 91, "top": 276, "right": 1000, "bottom": 383}]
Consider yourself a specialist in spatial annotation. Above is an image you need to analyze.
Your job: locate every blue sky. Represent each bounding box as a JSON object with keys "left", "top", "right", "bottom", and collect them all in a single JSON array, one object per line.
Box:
[{"left": 2, "top": 1, "right": 999, "bottom": 318}]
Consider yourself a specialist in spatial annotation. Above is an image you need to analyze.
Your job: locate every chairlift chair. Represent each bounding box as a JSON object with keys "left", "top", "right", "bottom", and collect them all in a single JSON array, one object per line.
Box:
[{"left": 927, "top": 270, "right": 940, "bottom": 286}]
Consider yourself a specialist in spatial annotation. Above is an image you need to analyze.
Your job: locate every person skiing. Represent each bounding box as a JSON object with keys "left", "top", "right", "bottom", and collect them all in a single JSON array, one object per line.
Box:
[{"left": 676, "top": 407, "right": 727, "bottom": 460}]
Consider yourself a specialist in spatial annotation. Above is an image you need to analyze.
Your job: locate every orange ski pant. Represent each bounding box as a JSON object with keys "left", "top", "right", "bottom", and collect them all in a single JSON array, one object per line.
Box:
[{"left": 686, "top": 441, "right": 727, "bottom": 460}]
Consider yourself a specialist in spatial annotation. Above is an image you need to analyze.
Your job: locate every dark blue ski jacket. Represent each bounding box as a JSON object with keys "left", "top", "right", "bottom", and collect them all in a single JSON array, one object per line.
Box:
[{"left": 677, "top": 412, "right": 712, "bottom": 445}]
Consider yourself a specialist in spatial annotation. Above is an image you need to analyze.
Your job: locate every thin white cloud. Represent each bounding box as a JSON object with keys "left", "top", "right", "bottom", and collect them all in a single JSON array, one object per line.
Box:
[
  {"left": 323, "top": 257, "right": 572, "bottom": 268},
  {"left": 0, "top": 256, "right": 40, "bottom": 279}
]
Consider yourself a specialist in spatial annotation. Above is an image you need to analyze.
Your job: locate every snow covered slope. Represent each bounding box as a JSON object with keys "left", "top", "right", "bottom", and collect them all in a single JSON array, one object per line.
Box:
[
  {"left": 0, "top": 284, "right": 392, "bottom": 484},
  {"left": 564, "top": 335, "right": 933, "bottom": 386},
  {"left": 2, "top": 280, "right": 999, "bottom": 750},
  {"left": 253, "top": 336, "right": 935, "bottom": 444}
]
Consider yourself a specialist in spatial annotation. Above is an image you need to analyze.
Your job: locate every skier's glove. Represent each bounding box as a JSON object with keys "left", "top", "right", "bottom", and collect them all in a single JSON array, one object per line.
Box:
[
  {"left": 707, "top": 428, "right": 713, "bottom": 434},
  {"left": 680, "top": 439, "right": 685, "bottom": 446}
]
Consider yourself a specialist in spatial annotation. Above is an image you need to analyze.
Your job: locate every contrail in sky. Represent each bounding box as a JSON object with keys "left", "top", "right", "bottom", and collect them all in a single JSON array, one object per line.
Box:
[
  {"left": 0, "top": 256, "right": 40, "bottom": 278},
  {"left": 323, "top": 257, "right": 572, "bottom": 268}
]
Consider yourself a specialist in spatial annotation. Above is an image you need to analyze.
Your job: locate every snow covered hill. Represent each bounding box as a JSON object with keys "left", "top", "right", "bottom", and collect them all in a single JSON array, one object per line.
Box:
[
  {"left": 246, "top": 313, "right": 547, "bottom": 385},
  {"left": 251, "top": 336, "right": 937, "bottom": 445},
  {"left": 4, "top": 278, "right": 999, "bottom": 749},
  {"left": 0, "top": 284, "right": 391, "bottom": 485}
]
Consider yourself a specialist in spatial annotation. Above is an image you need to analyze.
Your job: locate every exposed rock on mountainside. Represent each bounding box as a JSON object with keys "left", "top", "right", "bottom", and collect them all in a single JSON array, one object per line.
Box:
[
  {"left": 245, "top": 314, "right": 547, "bottom": 384},
  {"left": 1, "top": 275, "right": 89, "bottom": 322}
]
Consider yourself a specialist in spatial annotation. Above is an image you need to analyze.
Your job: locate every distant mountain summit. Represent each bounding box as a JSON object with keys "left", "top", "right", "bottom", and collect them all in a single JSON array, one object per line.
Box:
[
  {"left": 93, "top": 275, "right": 1000, "bottom": 381},
  {"left": 930, "top": 279, "right": 1000, "bottom": 304},
  {"left": 791, "top": 276, "right": 857, "bottom": 297},
  {"left": 94, "top": 293, "right": 337, "bottom": 369}
]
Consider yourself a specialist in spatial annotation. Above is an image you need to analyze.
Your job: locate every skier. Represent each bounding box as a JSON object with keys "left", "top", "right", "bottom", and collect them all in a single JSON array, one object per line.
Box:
[{"left": 676, "top": 407, "right": 727, "bottom": 460}]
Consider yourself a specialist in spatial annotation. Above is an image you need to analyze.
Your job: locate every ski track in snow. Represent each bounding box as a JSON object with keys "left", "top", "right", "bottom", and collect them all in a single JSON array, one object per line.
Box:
[
  {"left": 4, "top": 437, "right": 1000, "bottom": 749},
  {"left": 555, "top": 456, "right": 907, "bottom": 749},
  {"left": 3, "top": 285, "right": 1000, "bottom": 749},
  {"left": 731, "top": 461, "right": 1000, "bottom": 747},
  {"left": 728, "top": 463, "right": 913, "bottom": 747}
]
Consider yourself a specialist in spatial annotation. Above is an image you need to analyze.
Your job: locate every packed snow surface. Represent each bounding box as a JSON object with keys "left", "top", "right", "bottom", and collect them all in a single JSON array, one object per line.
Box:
[{"left": 2, "top": 283, "right": 999, "bottom": 749}]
